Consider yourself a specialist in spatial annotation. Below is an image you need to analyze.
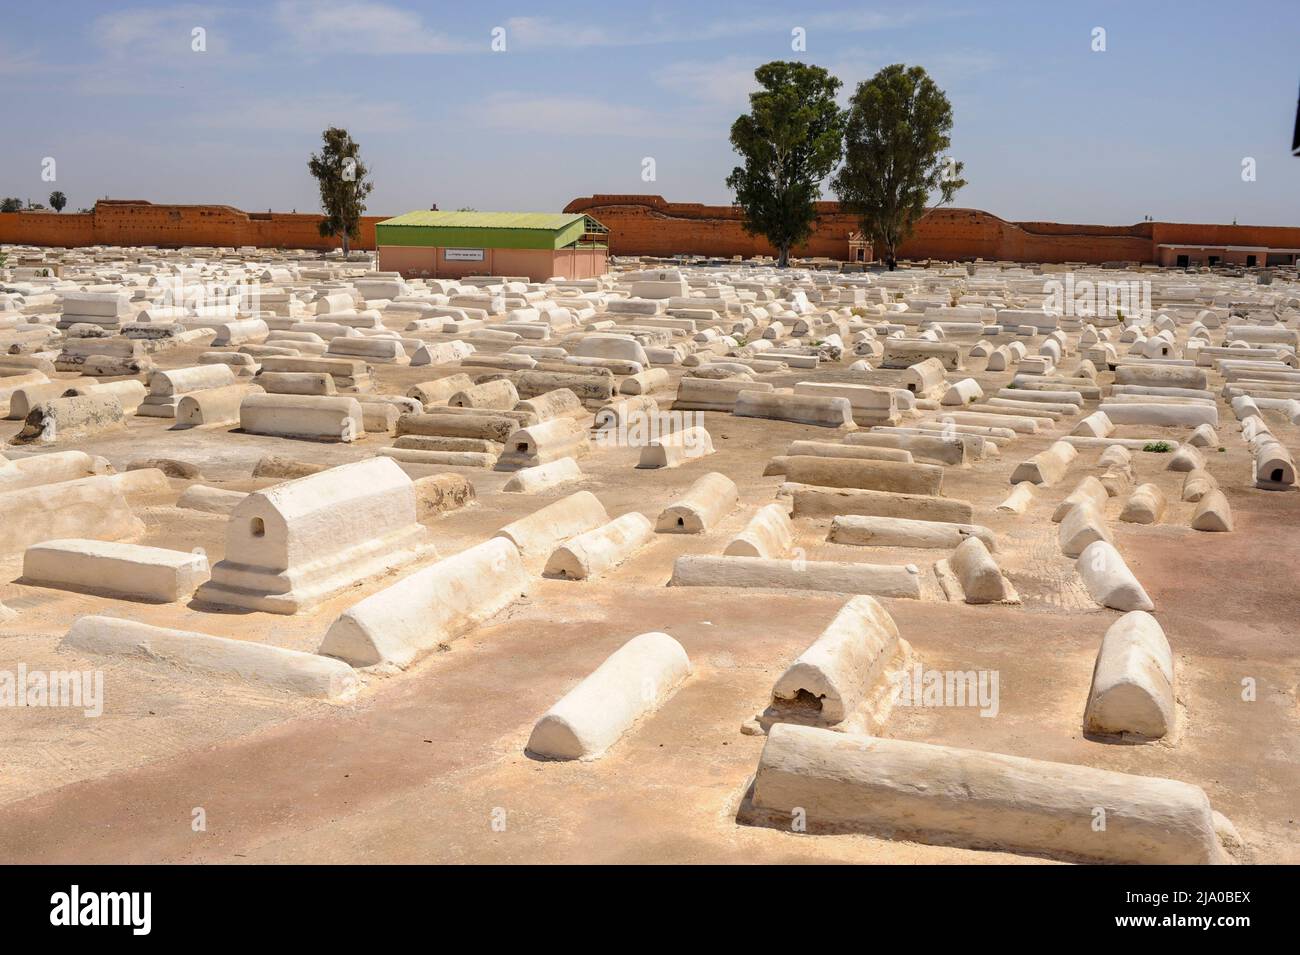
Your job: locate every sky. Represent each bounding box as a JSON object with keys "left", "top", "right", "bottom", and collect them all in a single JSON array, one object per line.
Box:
[{"left": 1, "top": 0, "right": 1298, "bottom": 226}]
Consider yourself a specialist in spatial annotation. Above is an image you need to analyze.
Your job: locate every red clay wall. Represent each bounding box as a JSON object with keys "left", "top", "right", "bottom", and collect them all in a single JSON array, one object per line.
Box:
[
  {"left": 563, "top": 195, "right": 1300, "bottom": 265},
  {"left": 1149, "top": 221, "right": 1300, "bottom": 249},
  {"left": 560, "top": 195, "right": 857, "bottom": 260},
  {"left": 0, "top": 211, "right": 96, "bottom": 247},
  {"left": 0, "top": 200, "right": 382, "bottom": 251},
  {"left": 5, "top": 196, "right": 1299, "bottom": 267}
]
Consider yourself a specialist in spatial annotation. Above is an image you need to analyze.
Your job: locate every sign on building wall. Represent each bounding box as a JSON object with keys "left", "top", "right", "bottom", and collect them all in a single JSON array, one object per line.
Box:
[{"left": 444, "top": 248, "right": 485, "bottom": 262}]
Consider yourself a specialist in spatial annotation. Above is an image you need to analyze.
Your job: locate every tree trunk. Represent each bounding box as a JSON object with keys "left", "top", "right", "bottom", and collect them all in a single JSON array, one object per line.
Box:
[
  {"left": 778, "top": 243, "right": 790, "bottom": 269},
  {"left": 341, "top": 231, "right": 350, "bottom": 256}
]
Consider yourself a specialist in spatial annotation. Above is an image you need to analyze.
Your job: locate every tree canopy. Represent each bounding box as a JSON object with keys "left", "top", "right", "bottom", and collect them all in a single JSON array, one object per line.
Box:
[
  {"left": 725, "top": 61, "right": 844, "bottom": 267},
  {"left": 832, "top": 64, "right": 965, "bottom": 268},
  {"left": 308, "top": 127, "right": 374, "bottom": 255}
]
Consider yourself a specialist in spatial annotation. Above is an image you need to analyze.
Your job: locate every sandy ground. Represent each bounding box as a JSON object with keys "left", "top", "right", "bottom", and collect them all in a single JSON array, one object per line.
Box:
[{"left": 0, "top": 335, "right": 1296, "bottom": 864}]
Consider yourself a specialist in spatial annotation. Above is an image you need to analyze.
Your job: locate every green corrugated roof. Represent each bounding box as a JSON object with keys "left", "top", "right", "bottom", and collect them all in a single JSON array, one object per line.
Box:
[
  {"left": 378, "top": 211, "right": 586, "bottom": 231},
  {"left": 375, "top": 210, "right": 606, "bottom": 251}
]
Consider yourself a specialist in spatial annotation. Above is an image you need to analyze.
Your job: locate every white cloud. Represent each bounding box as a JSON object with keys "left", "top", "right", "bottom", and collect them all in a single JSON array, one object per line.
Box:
[
  {"left": 797, "top": 11, "right": 905, "bottom": 32},
  {"left": 471, "top": 92, "right": 710, "bottom": 140},
  {"left": 925, "top": 50, "right": 1000, "bottom": 79},
  {"left": 66, "top": 5, "right": 261, "bottom": 98},
  {"left": 501, "top": 17, "right": 626, "bottom": 50},
  {"left": 826, "top": 49, "right": 999, "bottom": 104},
  {"left": 194, "top": 92, "right": 411, "bottom": 133},
  {"left": 0, "top": 39, "right": 45, "bottom": 76},
  {"left": 654, "top": 49, "right": 993, "bottom": 116},
  {"left": 654, "top": 57, "right": 761, "bottom": 110},
  {"left": 500, "top": 10, "right": 914, "bottom": 50},
  {"left": 273, "top": 0, "right": 469, "bottom": 55},
  {"left": 74, "top": 5, "right": 257, "bottom": 96},
  {"left": 92, "top": 5, "right": 225, "bottom": 60}
]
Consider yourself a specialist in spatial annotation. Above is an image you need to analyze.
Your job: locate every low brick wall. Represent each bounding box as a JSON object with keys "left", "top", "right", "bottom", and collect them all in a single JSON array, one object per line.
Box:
[
  {"left": 0, "top": 200, "right": 383, "bottom": 251},
  {"left": 563, "top": 195, "right": 1300, "bottom": 265},
  {"left": 4, "top": 196, "right": 1298, "bottom": 265}
]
